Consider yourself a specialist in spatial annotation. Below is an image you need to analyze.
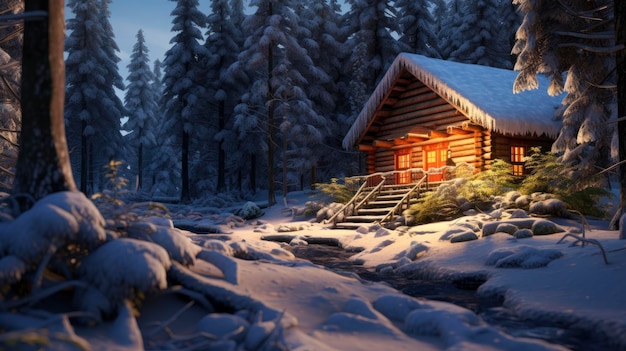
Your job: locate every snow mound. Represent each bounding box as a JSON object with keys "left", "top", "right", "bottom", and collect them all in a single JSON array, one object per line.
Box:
[
  {"left": 1, "top": 191, "right": 107, "bottom": 266},
  {"left": 485, "top": 245, "right": 563, "bottom": 268},
  {"left": 196, "top": 313, "right": 249, "bottom": 341},
  {"left": 78, "top": 238, "right": 172, "bottom": 312}
]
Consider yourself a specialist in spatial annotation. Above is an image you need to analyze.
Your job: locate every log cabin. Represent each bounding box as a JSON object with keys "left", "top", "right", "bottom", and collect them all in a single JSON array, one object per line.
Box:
[{"left": 343, "top": 53, "right": 565, "bottom": 184}]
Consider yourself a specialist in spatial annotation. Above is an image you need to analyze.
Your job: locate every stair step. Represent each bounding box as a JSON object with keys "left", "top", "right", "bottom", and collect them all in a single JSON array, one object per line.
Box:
[
  {"left": 357, "top": 207, "right": 395, "bottom": 215},
  {"left": 344, "top": 215, "right": 385, "bottom": 223}
]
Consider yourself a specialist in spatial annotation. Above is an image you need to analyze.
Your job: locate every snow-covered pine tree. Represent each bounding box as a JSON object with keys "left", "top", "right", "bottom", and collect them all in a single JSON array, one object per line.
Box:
[
  {"left": 442, "top": 0, "right": 518, "bottom": 68},
  {"left": 294, "top": 0, "right": 352, "bottom": 186},
  {"left": 232, "top": 0, "right": 312, "bottom": 205},
  {"left": 395, "top": 0, "right": 440, "bottom": 58},
  {"left": 65, "top": 0, "right": 126, "bottom": 195},
  {"left": 512, "top": 0, "right": 616, "bottom": 184},
  {"left": 197, "top": 0, "right": 245, "bottom": 194},
  {"left": 0, "top": 0, "right": 23, "bottom": 191},
  {"left": 161, "top": 0, "right": 208, "bottom": 201},
  {"left": 343, "top": 0, "right": 402, "bottom": 118},
  {"left": 123, "top": 30, "right": 158, "bottom": 193},
  {"left": 437, "top": 0, "right": 464, "bottom": 60}
]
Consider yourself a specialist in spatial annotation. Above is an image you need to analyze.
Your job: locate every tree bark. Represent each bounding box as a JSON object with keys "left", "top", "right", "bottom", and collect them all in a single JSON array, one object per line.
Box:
[
  {"left": 217, "top": 99, "right": 225, "bottom": 192},
  {"left": 181, "top": 129, "right": 189, "bottom": 201},
  {"left": 616, "top": 0, "right": 626, "bottom": 237},
  {"left": 13, "top": 0, "right": 76, "bottom": 204}
]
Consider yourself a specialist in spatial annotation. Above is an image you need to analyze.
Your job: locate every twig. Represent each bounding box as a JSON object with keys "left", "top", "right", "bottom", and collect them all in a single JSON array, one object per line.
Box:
[
  {"left": 556, "top": 233, "right": 609, "bottom": 264},
  {"left": 145, "top": 300, "right": 195, "bottom": 338},
  {"left": 32, "top": 245, "right": 56, "bottom": 292},
  {"left": 0, "top": 280, "right": 88, "bottom": 310}
]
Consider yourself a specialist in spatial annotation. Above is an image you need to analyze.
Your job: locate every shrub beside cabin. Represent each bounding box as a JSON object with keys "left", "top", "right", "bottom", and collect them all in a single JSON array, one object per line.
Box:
[{"left": 343, "top": 53, "right": 564, "bottom": 184}]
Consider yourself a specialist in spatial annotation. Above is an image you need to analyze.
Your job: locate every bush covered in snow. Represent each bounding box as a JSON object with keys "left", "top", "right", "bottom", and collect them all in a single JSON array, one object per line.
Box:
[{"left": 519, "top": 147, "right": 612, "bottom": 218}]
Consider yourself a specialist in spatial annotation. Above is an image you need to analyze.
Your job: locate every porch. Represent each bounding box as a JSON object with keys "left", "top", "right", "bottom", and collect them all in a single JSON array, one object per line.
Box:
[{"left": 325, "top": 163, "right": 473, "bottom": 229}]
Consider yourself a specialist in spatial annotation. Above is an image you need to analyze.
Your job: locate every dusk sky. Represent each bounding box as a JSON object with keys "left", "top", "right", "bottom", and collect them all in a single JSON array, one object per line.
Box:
[{"left": 107, "top": 1, "right": 175, "bottom": 77}]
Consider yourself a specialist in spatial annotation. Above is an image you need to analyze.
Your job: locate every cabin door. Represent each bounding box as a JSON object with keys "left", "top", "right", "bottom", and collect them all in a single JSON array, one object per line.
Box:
[
  {"left": 423, "top": 142, "right": 449, "bottom": 182},
  {"left": 395, "top": 149, "right": 412, "bottom": 184}
]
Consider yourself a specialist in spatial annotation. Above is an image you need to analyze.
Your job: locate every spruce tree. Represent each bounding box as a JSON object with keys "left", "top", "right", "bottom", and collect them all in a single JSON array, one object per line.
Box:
[
  {"left": 161, "top": 0, "right": 208, "bottom": 201},
  {"left": 512, "top": 0, "right": 620, "bottom": 217},
  {"left": 441, "top": 0, "right": 518, "bottom": 68},
  {"left": 65, "top": 0, "right": 126, "bottom": 194},
  {"left": 343, "top": 0, "right": 402, "bottom": 118},
  {"left": 395, "top": 0, "right": 440, "bottom": 58},
  {"left": 123, "top": 30, "right": 158, "bottom": 192}
]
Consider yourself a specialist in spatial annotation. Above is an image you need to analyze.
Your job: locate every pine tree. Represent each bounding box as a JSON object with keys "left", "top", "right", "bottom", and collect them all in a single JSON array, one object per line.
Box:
[
  {"left": 0, "top": 0, "right": 23, "bottom": 191},
  {"left": 65, "top": 0, "right": 126, "bottom": 194},
  {"left": 343, "top": 0, "right": 402, "bottom": 118},
  {"left": 161, "top": 0, "right": 208, "bottom": 201},
  {"left": 295, "top": 0, "right": 352, "bottom": 186},
  {"left": 199, "top": 0, "right": 245, "bottom": 193},
  {"left": 512, "top": 0, "right": 621, "bottom": 220},
  {"left": 123, "top": 30, "right": 158, "bottom": 192},
  {"left": 233, "top": 0, "right": 327, "bottom": 205},
  {"left": 441, "top": 0, "right": 518, "bottom": 68},
  {"left": 395, "top": 0, "right": 440, "bottom": 58}
]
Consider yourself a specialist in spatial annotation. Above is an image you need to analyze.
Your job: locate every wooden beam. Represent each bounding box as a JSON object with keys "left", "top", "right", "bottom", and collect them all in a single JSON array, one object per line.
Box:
[
  {"left": 447, "top": 126, "right": 472, "bottom": 135},
  {"left": 358, "top": 144, "right": 376, "bottom": 152},
  {"left": 429, "top": 130, "right": 448, "bottom": 138},
  {"left": 462, "top": 122, "right": 485, "bottom": 131},
  {"left": 373, "top": 140, "right": 394, "bottom": 148}
]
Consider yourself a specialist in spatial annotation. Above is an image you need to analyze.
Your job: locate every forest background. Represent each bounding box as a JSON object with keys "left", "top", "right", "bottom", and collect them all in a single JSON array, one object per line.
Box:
[{"left": 0, "top": 0, "right": 623, "bottom": 213}]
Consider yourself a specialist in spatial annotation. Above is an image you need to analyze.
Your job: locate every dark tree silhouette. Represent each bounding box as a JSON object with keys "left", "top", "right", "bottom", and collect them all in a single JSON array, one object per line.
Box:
[{"left": 12, "top": 0, "right": 76, "bottom": 204}]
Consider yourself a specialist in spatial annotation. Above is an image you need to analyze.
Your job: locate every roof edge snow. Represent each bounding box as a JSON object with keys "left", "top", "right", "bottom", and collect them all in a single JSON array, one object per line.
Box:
[{"left": 343, "top": 53, "right": 563, "bottom": 150}]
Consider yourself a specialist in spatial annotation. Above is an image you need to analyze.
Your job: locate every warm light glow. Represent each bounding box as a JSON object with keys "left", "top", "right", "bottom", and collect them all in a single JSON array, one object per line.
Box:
[
  {"left": 396, "top": 150, "right": 411, "bottom": 184},
  {"left": 511, "top": 146, "right": 525, "bottom": 176}
]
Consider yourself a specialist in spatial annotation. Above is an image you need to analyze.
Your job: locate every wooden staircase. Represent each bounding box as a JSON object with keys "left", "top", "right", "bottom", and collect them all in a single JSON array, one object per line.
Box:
[
  {"left": 326, "top": 163, "right": 474, "bottom": 230},
  {"left": 334, "top": 183, "right": 423, "bottom": 229}
]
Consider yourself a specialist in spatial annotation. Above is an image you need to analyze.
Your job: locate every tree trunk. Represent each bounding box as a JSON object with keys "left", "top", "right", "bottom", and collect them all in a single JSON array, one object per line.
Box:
[
  {"left": 181, "top": 129, "right": 189, "bottom": 201},
  {"left": 217, "top": 99, "right": 225, "bottom": 192},
  {"left": 265, "top": 1, "right": 276, "bottom": 207},
  {"left": 616, "top": 0, "right": 626, "bottom": 237},
  {"left": 80, "top": 119, "right": 88, "bottom": 193},
  {"left": 13, "top": 0, "right": 77, "bottom": 205},
  {"left": 137, "top": 141, "right": 143, "bottom": 190}
]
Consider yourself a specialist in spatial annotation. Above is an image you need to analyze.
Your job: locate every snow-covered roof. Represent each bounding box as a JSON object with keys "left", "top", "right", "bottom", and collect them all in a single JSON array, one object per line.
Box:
[{"left": 343, "top": 53, "right": 564, "bottom": 149}]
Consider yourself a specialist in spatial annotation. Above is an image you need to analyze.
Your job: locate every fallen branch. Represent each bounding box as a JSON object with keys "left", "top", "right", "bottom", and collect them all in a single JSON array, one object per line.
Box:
[{"left": 556, "top": 233, "right": 609, "bottom": 264}]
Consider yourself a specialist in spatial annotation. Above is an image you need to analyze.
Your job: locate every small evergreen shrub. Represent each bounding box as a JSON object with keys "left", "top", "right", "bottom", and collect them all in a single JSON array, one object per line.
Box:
[
  {"left": 313, "top": 178, "right": 357, "bottom": 204},
  {"left": 519, "top": 148, "right": 612, "bottom": 218}
]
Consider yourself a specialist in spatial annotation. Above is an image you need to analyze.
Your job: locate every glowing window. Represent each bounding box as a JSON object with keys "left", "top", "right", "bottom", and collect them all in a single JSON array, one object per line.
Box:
[{"left": 511, "top": 146, "right": 525, "bottom": 176}]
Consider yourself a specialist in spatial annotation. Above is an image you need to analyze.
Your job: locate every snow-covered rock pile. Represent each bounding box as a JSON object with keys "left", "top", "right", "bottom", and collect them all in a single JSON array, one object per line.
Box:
[{"left": 0, "top": 191, "right": 295, "bottom": 350}]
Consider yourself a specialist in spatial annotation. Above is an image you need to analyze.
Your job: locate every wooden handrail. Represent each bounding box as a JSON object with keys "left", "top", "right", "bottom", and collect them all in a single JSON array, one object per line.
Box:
[
  {"left": 354, "top": 175, "right": 387, "bottom": 212},
  {"left": 324, "top": 177, "right": 372, "bottom": 225},
  {"left": 378, "top": 174, "right": 427, "bottom": 224}
]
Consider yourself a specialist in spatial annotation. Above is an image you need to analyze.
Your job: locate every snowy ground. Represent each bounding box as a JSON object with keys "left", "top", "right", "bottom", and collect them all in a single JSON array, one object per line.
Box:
[{"left": 1, "top": 190, "right": 625, "bottom": 350}]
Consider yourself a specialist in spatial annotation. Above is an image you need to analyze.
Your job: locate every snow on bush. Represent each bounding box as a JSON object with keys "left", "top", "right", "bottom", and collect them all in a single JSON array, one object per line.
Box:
[
  {"left": 77, "top": 238, "right": 172, "bottom": 313},
  {"left": 485, "top": 245, "right": 563, "bottom": 268},
  {"left": 0, "top": 191, "right": 107, "bottom": 267},
  {"left": 235, "top": 201, "right": 263, "bottom": 220}
]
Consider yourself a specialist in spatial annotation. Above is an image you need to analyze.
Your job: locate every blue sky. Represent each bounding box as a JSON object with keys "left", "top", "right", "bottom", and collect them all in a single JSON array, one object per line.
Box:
[{"left": 107, "top": 1, "right": 175, "bottom": 76}]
